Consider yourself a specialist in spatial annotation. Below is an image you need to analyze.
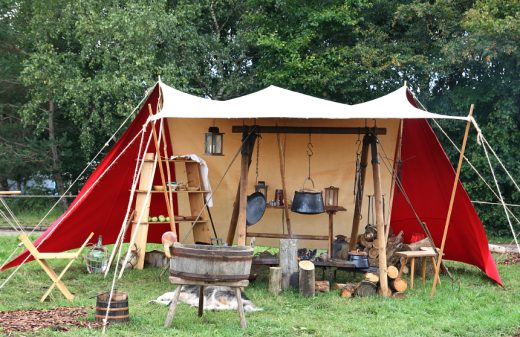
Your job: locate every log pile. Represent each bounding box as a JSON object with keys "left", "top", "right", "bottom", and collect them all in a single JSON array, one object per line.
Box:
[
  {"left": 335, "top": 266, "right": 408, "bottom": 298},
  {"left": 356, "top": 230, "right": 410, "bottom": 267}
]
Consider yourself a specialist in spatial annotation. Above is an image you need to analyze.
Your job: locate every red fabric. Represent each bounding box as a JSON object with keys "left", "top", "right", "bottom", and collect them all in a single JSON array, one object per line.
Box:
[
  {"left": 1, "top": 84, "right": 177, "bottom": 271},
  {"left": 390, "top": 119, "right": 502, "bottom": 285}
]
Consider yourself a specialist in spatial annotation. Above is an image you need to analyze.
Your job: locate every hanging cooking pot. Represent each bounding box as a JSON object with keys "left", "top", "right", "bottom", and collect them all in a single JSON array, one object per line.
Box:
[
  {"left": 246, "top": 192, "right": 266, "bottom": 226},
  {"left": 291, "top": 177, "right": 325, "bottom": 214}
]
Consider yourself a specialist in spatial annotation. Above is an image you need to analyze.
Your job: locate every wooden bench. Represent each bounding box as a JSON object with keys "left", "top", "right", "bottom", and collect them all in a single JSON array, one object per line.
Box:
[{"left": 395, "top": 250, "right": 442, "bottom": 289}]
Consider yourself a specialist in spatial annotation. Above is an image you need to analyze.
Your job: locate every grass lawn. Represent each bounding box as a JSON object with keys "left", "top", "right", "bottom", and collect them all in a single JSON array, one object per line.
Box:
[{"left": 0, "top": 235, "right": 519, "bottom": 337}]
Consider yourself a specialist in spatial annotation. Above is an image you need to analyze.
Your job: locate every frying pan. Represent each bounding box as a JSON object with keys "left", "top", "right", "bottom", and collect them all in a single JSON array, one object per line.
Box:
[{"left": 246, "top": 192, "right": 266, "bottom": 226}]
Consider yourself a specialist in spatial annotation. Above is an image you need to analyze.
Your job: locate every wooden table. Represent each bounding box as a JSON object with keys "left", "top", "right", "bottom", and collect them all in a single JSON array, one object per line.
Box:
[
  {"left": 395, "top": 250, "right": 442, "bottom": 289},
  {"left": 164, "top": 276, "right": 249, "bottom": 329}
]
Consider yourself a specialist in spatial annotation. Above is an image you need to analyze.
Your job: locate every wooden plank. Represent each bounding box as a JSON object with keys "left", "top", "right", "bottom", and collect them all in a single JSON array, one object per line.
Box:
[
  {"left": 232, "top": 125, "right": 387, "bottom": 135},
  {"left": 431, "top": 105, "right": 474, "bottom": 298},
  {"left": 349, "top": 135, "right": 370, "bottom": 251},
  {"left": 132, "top": 153, "right": 154, "bottom": 269},
  {"left": 188, "top": 163, "right": 211, "bottom": 244},
  {"left": 246, "top": 232, "right": 328, "bottom": 240},
  {"left": 370, "top": 135, "right": 390, "bottom": 297}
]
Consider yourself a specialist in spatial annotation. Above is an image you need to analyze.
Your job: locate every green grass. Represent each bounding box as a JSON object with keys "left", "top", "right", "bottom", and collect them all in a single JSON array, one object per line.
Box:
[
  {"left": 0, "top": 208, "right": 62, "bottom": 229},
  {"left": 0, "top": 235, "right": 519, "bottom": 337}
]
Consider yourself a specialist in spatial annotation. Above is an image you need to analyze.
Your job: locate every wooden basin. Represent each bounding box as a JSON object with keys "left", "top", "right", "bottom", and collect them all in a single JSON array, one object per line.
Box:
[{"left": 170, "top": 243, "right": 253, "bottom": 282}]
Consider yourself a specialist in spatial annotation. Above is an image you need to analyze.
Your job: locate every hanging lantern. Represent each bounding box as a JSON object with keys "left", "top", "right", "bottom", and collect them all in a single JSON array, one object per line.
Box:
[
  {"left": 255, "top": 181, "right": 268, "bottom": 198},
  {"left": 324, "top": 186, "right": 339, "bottom": 207},
  {"left": 204, "top": 126, "right": 224, "bottom": 155}
]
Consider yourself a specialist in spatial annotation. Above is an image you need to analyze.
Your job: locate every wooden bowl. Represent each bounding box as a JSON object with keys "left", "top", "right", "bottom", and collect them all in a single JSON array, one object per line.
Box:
[
  {"left": 153, "top": 185, "right": 165, "bottom": 191},
  {"left": 187, "top": 186, "right": 200, "bottom": 191}
]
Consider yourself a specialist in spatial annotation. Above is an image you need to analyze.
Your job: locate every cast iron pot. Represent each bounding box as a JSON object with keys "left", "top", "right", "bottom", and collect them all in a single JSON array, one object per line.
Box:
[
  {"left": 246, "top": 192, "right": 266, "bottom": 226},
  {"left": 291, "top": 178, "right": 325, "bottom": 214},
  {"left": 348, "top": 251, "right": 369, "bottom": 269}
]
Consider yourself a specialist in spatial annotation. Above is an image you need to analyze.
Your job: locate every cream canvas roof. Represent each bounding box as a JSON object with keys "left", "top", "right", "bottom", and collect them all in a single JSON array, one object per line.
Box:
[{"left": 153, "top": 80, "right": 468, "bottom": 121}]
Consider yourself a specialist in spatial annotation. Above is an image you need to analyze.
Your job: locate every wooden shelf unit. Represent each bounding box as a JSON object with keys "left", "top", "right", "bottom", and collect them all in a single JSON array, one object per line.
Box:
[{"left": 131, "top": 154, "right": 212, "bottom": 269}]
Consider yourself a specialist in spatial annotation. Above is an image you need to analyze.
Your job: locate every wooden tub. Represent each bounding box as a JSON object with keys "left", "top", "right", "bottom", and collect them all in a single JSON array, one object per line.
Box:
[{"left": 170, "top": 243, "right": 253, "bottom": 282}]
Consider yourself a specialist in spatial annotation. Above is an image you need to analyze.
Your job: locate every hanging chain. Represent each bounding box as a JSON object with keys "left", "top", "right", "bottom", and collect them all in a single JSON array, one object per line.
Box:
[
  {"left": 255, "top": 135, "right": 260, "bottom": 185},
  {"left": 306, "top": 133, "right": 313, "bottom": 179}
]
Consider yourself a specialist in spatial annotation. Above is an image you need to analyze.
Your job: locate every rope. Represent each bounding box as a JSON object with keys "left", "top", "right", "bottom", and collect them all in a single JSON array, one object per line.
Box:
[
  {"left": 180, "top": 128, "right": 257, "bottom": 243},
  {"left": 0, "top": 126, "right": 147, "bottom": 290},
  {"left": 0, "top": 195, "right": 77, "bottom": 198},
  {"left": 481, "top": 140, "right": 520, "bottom": 254},
  {"left": 117, "top": 121, "right": 162, "bottom": 279},
  {"left": 0, "top": 198, "right": 24, "bottom": 232},
  {"left": 472, "top": 201, "right": 520, "bottom": 208}
]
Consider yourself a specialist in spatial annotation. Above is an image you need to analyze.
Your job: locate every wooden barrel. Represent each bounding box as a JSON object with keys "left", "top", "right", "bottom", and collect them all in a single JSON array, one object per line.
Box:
[
  {"left": 170, "top": 243, "right": 253, "bottom": 282},
  {"left": 95, "top": 291, "right": 129, "bottom": 323}
]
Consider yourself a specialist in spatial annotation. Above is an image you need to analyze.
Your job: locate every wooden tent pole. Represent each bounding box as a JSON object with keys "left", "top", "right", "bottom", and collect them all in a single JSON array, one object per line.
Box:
[
  {"left": 385, "top": 119, "right": 403, "bottom": 241},
  {"left": 148, "top": 105, "right": 176, "bottom": 232},
  {"left": 370, "top": 134, "right": 390, "bottom": 297},
  {"left": 430, "top": 105, "right": 474, "bottom": 298},
  {"left": 277, "top": 133, "right": 292, "bottom": 237},
  {"left": 226, "top": 129, "right": 257, "bottom": 245},
  {"left": 349, "top": 134, "right": 370, "bottom": 251},
  {"left": 237, "top": 129, "right": 256, "bottom": 246},
  {"left": 160, "top": 120, "right": 176, "bottom": 234}
]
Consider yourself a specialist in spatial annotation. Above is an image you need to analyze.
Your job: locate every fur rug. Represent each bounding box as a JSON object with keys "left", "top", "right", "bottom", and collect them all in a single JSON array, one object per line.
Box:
[{"left": 151, "top": 285, "right": 262, "bottom": 312}]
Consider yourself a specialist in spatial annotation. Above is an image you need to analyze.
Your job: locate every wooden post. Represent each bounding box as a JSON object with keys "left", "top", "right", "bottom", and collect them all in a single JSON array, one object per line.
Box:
[
  {"left": 328, "top": 211, "right": 334, "bottom": 259},
  {"left": 269, "top": 267, "right": 282, "bottom": 295},
  {"left": 280, "top": 239, "right": 298, "bottom": 290},
  {"left": 148, "top": 105, "right": 176, "bottom": 232},
  {"left": 349, "top": 134, "right": 370, "bottom": 251},
  {"left": 370, "top": 135, "right": 390, "bottom": 297},
  {"left": 132, "top": 153, "right": 154, "bottom": 269},
  {"left": 298, "top": 260, "right": 315, "bottom": 298},
  {"left": 226, "top": 132, "right": 256, "bottom": 246},
  {"left": 237, "top": 130, "right": 255, "bottom": 246},
  {"left": 161, "top": 119, "right": 176, "bottom": 235},
  {"left": 431, "top": 105, "right": 474, "bottom": 298},
  {"left": 277, "top": 133, "right": 292, "bottom": 236},
  {"left": 385, "top": 119, "right": 403, "bottom": 241}
]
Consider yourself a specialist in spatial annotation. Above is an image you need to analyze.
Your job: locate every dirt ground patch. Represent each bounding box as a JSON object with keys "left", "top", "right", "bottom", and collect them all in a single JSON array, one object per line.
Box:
[
  {"left": 0, "top": 306, "right": 101, "bottom": 335},
  {"left": 500, "top": 253, "right": 520, "bottom": 266}
]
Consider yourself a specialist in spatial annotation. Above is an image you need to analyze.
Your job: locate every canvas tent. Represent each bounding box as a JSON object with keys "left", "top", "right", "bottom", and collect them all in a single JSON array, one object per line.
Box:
[{"left": 1, "top": 80, "right": 502, "bottom": 286}]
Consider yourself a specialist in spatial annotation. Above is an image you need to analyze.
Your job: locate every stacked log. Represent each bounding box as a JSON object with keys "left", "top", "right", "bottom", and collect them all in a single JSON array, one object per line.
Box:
[
  {"left": 356, "top": 230, "right": 411, "bottom": 268},
  {"left": 336, "top": 266, "right": 408, "bottom": 298}
]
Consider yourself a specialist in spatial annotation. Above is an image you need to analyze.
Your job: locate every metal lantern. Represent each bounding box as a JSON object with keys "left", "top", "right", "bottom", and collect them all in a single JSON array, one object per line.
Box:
[
  {"left": 255, "top": 181, "right": 268, "bottom": 198},
  {"left": 204, "top": 126, "right": 224, "bottom": 155},
  {"left": 324, "top": 186, "right": 339, "bottom": 207}
]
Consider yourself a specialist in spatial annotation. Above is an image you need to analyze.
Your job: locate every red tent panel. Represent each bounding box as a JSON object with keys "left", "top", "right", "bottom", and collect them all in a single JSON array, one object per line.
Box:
[
  {"left": 2, "top": 84, "right": 177, "bottom": 271},
  {"left": 390, "top": 119, "right": 502, "bottom": 285}
]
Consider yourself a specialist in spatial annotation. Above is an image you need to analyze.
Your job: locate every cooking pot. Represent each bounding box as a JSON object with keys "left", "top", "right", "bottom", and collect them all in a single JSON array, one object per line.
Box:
[
  {"left": 246, "top": 192, "right": 266, "bottom": 226},
  {"left": 348, "top": 251, "right": 369, "bottom": 269},
  {"left": 291, "top": 178, "right": 325, "bottom": 214}
]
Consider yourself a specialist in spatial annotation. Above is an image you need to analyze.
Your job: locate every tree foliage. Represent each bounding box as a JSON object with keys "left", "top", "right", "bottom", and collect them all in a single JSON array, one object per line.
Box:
[{"left": 0, "top": 0, "right": 518, "bottom": 233}]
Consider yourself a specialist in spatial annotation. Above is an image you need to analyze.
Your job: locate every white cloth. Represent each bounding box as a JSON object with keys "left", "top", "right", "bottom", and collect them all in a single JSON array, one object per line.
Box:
[
  {"left": 152, "top": 80, "right": 468, "bottom": 121},
  {"left": 171, "top": 154, "right": 213, "bottom": 207}
]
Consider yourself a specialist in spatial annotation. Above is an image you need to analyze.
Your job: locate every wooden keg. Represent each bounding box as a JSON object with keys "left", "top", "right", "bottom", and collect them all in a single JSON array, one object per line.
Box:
[{"left": 95, "top": 291, "right": 129, "bottom": 323}]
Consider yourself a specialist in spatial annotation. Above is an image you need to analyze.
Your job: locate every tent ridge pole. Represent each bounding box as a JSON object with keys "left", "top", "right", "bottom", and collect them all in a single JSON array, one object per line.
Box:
[{"left": 430, "top": 104, "right": 474, "bottom": 298}]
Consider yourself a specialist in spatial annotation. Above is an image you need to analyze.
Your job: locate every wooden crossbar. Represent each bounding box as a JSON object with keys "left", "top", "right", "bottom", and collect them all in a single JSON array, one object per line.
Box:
[{"left": 19, "top": 232, "right": 94, "bottom": 302}]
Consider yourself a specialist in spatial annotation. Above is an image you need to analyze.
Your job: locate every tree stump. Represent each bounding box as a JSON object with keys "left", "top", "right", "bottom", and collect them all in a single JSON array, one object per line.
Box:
[
  {"left": 354, "top": 281, "right": 378, "bottom": 297},
  {"left": 389, "top": 277, "right": 407, "bottom": 293},
  {"left": 269, "top": 267, "right": 282, "bottom": 295},
  {"left": 298, "top": 261, "right": 315, "bottom": 298},
  {"left": 280, "top": 239, "right": 298, "bottom": 290}
]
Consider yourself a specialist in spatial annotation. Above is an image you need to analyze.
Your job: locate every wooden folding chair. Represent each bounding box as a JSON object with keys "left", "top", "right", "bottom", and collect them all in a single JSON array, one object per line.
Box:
[{"left": 18, "top": 232, "right": 94, "bottom": 302}]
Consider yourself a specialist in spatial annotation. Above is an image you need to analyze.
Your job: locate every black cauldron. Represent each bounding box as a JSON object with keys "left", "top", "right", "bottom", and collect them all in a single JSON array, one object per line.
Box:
[{"left": 291, "top": 177, "right": 325, "bottom": 214}]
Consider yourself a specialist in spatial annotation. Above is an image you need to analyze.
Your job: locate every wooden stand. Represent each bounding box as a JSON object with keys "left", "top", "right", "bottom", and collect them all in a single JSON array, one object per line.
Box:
[
  {"left": 396, "top": 250, "right": 442, "bottom": 289},
  {"left": 19, "top": 232, "right": 93, "bottom": 302},
  {"left": 164, "top": 277, "right": 249, "bottom": 329}
]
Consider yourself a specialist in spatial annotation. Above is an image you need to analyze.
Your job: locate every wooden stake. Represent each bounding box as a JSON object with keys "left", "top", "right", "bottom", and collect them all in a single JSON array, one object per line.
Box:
[
  {"left": 349, "top": 135, "right": 370, "bottom": 251},
  {"left": 148, "top": 105, "right": 175, "bottom": 233},
  {"left": 277, "top": 133, "right": 292, "bottom": 236},
  {"left": 431, "top": 105, "right": 474, "bottom": 298},
  {"left": 385, "top": 119, "right": 403, "bottom": 241},
  {"left": 370, "top": 135, "right": 390, "bottom": 297}
]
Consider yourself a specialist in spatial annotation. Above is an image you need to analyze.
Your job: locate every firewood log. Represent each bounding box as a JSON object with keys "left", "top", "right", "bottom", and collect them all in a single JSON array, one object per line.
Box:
[
  {"left": 392, "top": 292, "right": 406, "bottom": 299},
  {"left": 354, "top": 281, "right": 378, "bottom": 297},
  {"left": 340, "top": 283, "right": 358, "bottom": 298},
  {"left": 315, "top": 280, "right": 330, "bottom": 292},
  {"left": 389, "top": 277, "right": 407, "bottom": 293},
  {"left": 333, "top": 283, "right": 346, "bottom": 290},
  {"left": 269, "top": 267, "right": 282, "bottom": 295},
  {"left": 298, "top": 261, "right": 315, "bottom": 298},
  {"left": 368, "top": 247, "right": 379, "bottom": 259},
  {"left": 364, "top": 272, "right": 379, "bottom": 283},
  {"left": 387, "top": 266, "right": 399, "bottom": 280}
]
